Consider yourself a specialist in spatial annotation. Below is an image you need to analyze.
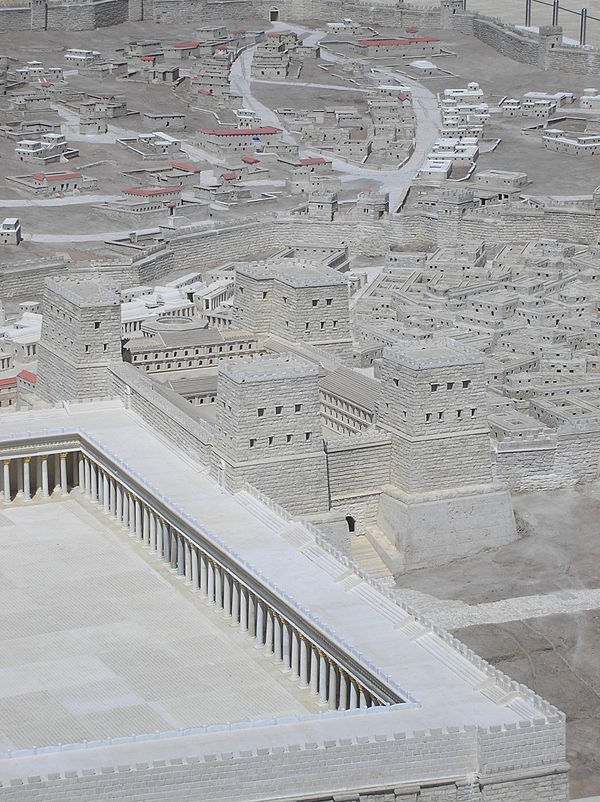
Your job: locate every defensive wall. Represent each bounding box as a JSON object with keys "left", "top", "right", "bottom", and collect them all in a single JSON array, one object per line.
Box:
[
  {"left": 0, "top": 415, "right": 568, "bottom": 801},
  {"left": 2, "top": 0, "right": 600, "bottom": 77}
]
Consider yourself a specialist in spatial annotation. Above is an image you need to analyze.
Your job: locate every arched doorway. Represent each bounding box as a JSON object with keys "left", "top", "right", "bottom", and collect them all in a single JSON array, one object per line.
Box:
[
  {"left": 269, "top": 7, "right": 279, "bottom": 21},
  {"left": 346, "top": 515, "right": 356, "bottom": 534}
]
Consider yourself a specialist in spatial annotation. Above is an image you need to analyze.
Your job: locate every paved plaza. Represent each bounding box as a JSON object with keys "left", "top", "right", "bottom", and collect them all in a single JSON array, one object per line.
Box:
[{"left": 0, "top": 498, "right": 316, "bottom": 752}]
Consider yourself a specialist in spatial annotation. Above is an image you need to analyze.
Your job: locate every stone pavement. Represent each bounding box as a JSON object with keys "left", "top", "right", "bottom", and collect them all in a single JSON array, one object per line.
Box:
[{"left": 0, "top": 498, "right": 316, "bottom": 752}]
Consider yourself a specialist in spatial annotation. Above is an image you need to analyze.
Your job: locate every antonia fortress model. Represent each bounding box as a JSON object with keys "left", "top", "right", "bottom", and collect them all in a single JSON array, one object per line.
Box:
[{"left": 0, "top": 0, "right": 599, "bottom": 799}]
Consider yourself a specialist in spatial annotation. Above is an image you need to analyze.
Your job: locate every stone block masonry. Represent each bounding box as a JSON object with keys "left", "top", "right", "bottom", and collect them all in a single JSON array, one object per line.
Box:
[
  {"left": 211, "top": 353, "right": 330, "bottom": 514},
  {"left": 36, "top": 276, "right": 122, "bottom": 403}
]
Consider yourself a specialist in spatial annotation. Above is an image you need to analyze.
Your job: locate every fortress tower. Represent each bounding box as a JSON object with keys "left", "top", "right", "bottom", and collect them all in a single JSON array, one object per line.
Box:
[
  {"left": 374, "top": 339, "right": 516, "bottom": 570},
  {"left": 36, "top": 276, "right": 121, "bottom": 403},
  {"left": 211, "top": 353, "right": 329, "bottom": 515}
]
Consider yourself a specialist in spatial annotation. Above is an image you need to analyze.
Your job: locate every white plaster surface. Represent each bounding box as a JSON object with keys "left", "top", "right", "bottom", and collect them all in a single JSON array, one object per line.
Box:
[{"left": 0, "top": 498, "right": 315, "bottom": 752}]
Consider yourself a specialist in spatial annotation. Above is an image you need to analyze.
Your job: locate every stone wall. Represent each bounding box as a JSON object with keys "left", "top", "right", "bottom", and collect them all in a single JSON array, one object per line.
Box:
[
  {"left": 0, "top": 721, "right": 567, "bottom": 802},
  {"left": 109, "top": 362, "right": 214, "bottom": 464}
]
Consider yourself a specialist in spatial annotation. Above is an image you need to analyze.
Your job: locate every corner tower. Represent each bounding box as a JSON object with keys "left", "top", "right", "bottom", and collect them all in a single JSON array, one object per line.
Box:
[{"left": 36, "top": 276, "right": 121, "bottom": 403}]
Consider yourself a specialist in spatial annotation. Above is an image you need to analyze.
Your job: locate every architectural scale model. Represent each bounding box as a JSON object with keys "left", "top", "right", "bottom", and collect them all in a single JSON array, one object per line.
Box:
[{"left": 0, "top": 0, "right": 599, "bottom": 799}]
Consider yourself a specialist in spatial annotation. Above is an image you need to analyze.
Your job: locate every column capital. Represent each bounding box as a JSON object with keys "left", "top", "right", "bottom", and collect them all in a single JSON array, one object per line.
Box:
[
  {"left": 40, "top": 454, "right": 48, "bottom": 461},
  {"left": 23, "top": 456, "right": 31, "bottom": 464},
  {"left": 60, "top": 452, "right": 68, "bottom": 459},
  {"left": 2, "top": 459, "right": 9, "bottom": 466}
]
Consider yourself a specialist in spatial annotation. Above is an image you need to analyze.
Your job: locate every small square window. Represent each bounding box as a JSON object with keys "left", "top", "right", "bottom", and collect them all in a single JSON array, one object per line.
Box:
[
  {"left": 249, "top": 438, "right": 255, "bottom": 448},
  {"left": 268, "top": 436, "right": 274, "bottom": 445},
  {"left": 312, "top": 299, "right": 318, "bottom": 307},
  {"left": 295, "top": 404, "right": 302, "bottom": 413},
  {"left": 103, "top": 343, "right": 108, "bottom": 352},
  {"left": 471, "top": 408, "right": 476, "bottom": 417},
  {"left": 94, "top": 322, "right": 100, "bottom": 329},
  {"left": 305, "top": 432, "right": 312, "bottom": 441},
  {"left": 286, "top": 434, "right": 292, "bottom": 443},
  {"left": 262, "top": 291, "right": 268, "bottom": 299},
  {"left": 457, "top": 409, "right": 463, "bottom": 419},
  {"left": 393, "top": 378, "right": 399, "bottom": 387},
  {"left": 275, "top": 405, "right": 282, "bottom": 415},
  {"left": 463, "top": 380, "right": 471, "bottom": 388},
  {"left": 305, "top": 322, "right": 310, "bottom": 330},
  {"left": 326, "top": 298, "right": 333, "bottom": 306},
  {"left": 257, "top": 408, "right": 265, "bottom": 417},
  {"left": 438, "top": 411, "right": 443, "bottom": 421},
  {"left": 320, "top": 322, "right": 325, "bottom": 329},
  {"left": 431, "top": 383, "right": 439, "bottom": 392},
  {"left": 447, "top": 382, "right": 454, "bottom": 390},
  {"left": 425, "top": 413, "right": 432, "bottom": 422}
]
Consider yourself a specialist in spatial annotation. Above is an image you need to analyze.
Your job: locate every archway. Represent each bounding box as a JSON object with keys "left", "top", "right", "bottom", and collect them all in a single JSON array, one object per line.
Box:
[{"left": 346, "top": 515, "right": 356, "bottom": 534}]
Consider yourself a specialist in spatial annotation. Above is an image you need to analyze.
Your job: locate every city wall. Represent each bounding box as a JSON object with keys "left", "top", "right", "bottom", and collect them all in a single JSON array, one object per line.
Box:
[
  {"left": 109, "top": 361, "right": 214, "bottom": 464},
  {"left": 0, "top": 718, "right": 567, "bottom": 802}
]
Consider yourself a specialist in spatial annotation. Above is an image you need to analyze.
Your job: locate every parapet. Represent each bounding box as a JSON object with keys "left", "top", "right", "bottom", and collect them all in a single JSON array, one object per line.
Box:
[
  {"left": 218, "top": 352, "right": 318, "bottom": 384},
  {"left": 383, "top": 337, "right": 485, "bottom": 370},
  {"left": 236, "top": 259, "right": 347, "bottom": 288},
  {"left": 45, "top": 274, "right": 120, "bottom": 307}
]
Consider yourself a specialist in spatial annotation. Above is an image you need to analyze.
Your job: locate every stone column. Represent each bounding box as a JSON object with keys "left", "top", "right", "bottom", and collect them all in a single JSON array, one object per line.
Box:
[
  {"left": 231, "top": 580, "right": 239, "bottom": 625},
  {"left": 103, "top": 473, "right": 110, "bottom": 512},
  {"left": 60, "top": 453, "right": 68, "bottom": 494},
  {"left": 319, "top": 652, "right": 328, "bottom": 705},
  {"left": 110, "top": 478, "right": 117, "bottom": 516},
  {"left": 248, "top": 594, "right": 256, "bottom": 637},
  {"left": 299, "top": 637, "right": 309, "bottom": 688},
  {"left": 170, "top": 529, "right": 177, "bottom": 569},
  {"left": 2, "top": 460, "right": 9, "bottom": 503},
  {"left": 53, "top": 454, "right": 60, "bottom": 494},
  {"left": 265, "top": 608, "right": 273, "bottom": 651},
  {"left": 255, "top": 601, "right": 264, "bottom": 648},
  {"left": 240, "top": 587, "right": 248, "bottom": 630},
  {"left": 349, "top": 681, "right": 358, "bottom": 709},
  {"left": 339, "top": 672, "right": 348, "bottom": 710},
  {"left": 200, "top": 552, "right": 208, "bottom": 597},
  {"left": 150, "top": 514, "right": 157, "bottom": 553},
  {"left": 177, "top": 534, "right": 185, "bottom": 576},
  {"left": 191, "top": 547, "right": 199, "bottom": 590},
  {"left": 184, "top": 540, "right": 192, "bottom": 583},
  {"left": 290, "top": 631, "right": 300, "bottom": 680},
  {"left": 84, "top": 458, "right": 91, "bottom": 496},
  {"left": 116, "top": 484, "right": 123, "bottom": 525},
  {"left": 143, "top": 507, "right": 150, "bottom": 547},
  {"left": 41, "top": 455, "right": 49, "bottom": 498},
  {"left": 134, "top": 499, "right": 142, "bottom": 538},
  {"left": 23, "top": 457, "right": 31, "bottom": 501},
  {"left": 129, "top": 495, "right": 136, "bottom": 536},
  {"left": 359, "top": 685, "right": 367, "bottom": 708},
  {"left": 223, "top": 573, "right": 231, "bottom": 617},
  {"left": 78, "top": 454, "right": 84, "bottom": 489},
  {"left": 282, "top": 623, "right": 291, "bottom": 672},
  {"left": 310, "top": 647, "right": 319, "bottom": 695},
  {"left": 207, "top": 561, "right": 215, "bottom": 604},
  {"left": 162, "top": 522, "right": 170, "bottom": 563},
  {"left": 72, "top": 452, "right": 79, "bottom": 488},
  {"left": 90, "top": 462, "right": 98, "bottom": 502},
  {"left": 328, "top": 661, "right": 338, "bottom": 710},
  {"left": 273, "top": 613, "right": 282, "bottom": 663},
  {"left": 215, "top": 564, "right": 224, "bottom": 609}
]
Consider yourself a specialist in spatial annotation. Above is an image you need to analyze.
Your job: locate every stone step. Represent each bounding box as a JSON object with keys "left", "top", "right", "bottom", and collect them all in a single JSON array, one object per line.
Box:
[
  {"left": 364, "top": 524, "right": 404, "bottom": 575},
  {"left": 350, "top": 533, "right": 394, "bottom": 580},
  {"left": 234, "top": 490, "right": 286, "bottom": 533}
]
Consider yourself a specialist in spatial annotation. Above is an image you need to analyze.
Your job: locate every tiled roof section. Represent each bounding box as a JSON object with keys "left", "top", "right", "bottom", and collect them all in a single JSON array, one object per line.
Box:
[{"left": 197, "top": 126, "right": 280, "bottom": 136}]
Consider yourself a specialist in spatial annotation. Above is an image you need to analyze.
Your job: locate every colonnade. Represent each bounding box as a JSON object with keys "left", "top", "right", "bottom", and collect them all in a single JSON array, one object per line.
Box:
[
  {"left": 4, "top": 447, "right": 385, "bottom": 710},
  {"left": 0, "top": 451, "right": 75, "bottom": 502}
]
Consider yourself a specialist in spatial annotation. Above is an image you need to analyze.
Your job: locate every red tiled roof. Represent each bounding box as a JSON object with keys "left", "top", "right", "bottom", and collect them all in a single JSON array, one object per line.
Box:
[
  {"left": 0, "top": 377, "right": 17, "bottom": 388},
  {"left": 17, "top": 369, "right": 36, "bottom": 383},
  {"left": 173, "top": 41, "right": 199, "bottom": 48},
  {"left": 217, "top": 44, "right": 228, "bottom": 51},
  {"left": 359, "top": 36, "right": 440, "bottom": 46},
  {"left": 197, "top": 126, "right": 280, "bottom": 136},
  {"left": 406, "top": 26, "right": 419, "bottom": 33},
  {"left": 299, "top": 156, "right": 327, "bottom": 165},
  {"left": 197, "top": 88, "right": 213, "bottom": 95},
  {"left": 140, "top": 55, "right": 156, "bottom": 61},
  {"left": 123, "top": 186, "right": 180, "bottom": 196},
  {"left": 169, "top": 161, "right": 199, "bottom": 173},
  {"left": 241, "top": 155, "right": 260, "bottom": 164},
  {"left": 221, "top": 171, "right": 239, "bottom": 180},
  {"left": 231, "top": 29, "right": 246, "bottom": 34},
  {"left": 32, "top": 171, "right": 82, "bottom": 182},
  {"left": 398, "top": 92, "right": 410, "bottom": 101}
]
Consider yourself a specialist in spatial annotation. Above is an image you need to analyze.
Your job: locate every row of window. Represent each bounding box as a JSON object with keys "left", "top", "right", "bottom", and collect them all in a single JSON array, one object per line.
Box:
[
  {"left": 133, "top": 342, "right": 254, "bottom": 361},
  {"left": 249, "top": 432, "right": 312, "bottom": 447},
  {"left": 257, "top": 404, "right": 302, "bottom": 417},
  {"left": 424, "top": 409, "right": 476, "bottom": 422}
]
